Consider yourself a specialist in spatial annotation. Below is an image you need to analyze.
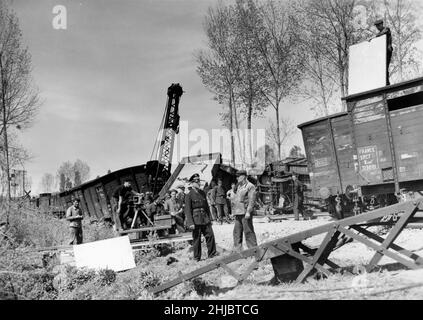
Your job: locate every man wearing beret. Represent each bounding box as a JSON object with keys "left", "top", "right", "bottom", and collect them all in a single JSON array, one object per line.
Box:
[
  {"left": 185, "top": 173, "right": 218, "bottom": 261},
  {"left": 232, "top": 170, "right": 257, "bottom": 251},
  {"left": 370, "top": 19, "right": 393, "bottom": 86}
]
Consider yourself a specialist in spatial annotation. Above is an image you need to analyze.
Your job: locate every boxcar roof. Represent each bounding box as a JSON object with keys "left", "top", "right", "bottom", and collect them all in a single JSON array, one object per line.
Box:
[
  {"left": 342, "top": 76, "right": 423, "bottom": 102},
  {"left": 297, "top": 112, "right": 348, "bottom": 129},
  {"left": 59, "top": 164, "right": 147, "bottom": 196}
]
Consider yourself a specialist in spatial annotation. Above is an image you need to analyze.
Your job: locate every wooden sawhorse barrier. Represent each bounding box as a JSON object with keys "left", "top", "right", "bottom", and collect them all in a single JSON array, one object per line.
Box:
[{"left": 149, "top": 199, "right": 423, "bottom": 295}]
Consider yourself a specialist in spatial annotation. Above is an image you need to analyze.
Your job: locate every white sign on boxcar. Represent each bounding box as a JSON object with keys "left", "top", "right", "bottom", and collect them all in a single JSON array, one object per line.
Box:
[{"left": 349, "top": 35, "right": 387, "bottom": 95}]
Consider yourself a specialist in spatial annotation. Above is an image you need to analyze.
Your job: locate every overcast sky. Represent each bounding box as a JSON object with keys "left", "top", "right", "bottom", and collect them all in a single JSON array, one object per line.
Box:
[{"left": 9, "top": 0, "right": 421, "bottom": 194}]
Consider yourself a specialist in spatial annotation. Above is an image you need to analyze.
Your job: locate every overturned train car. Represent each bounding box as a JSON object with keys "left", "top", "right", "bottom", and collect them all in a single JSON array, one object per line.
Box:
[
  {"left": 298, "top": 77, "right": 423, "bottom": 218},
  {"left": 32, "top": 161, "right": 169, "bottom": 219}
]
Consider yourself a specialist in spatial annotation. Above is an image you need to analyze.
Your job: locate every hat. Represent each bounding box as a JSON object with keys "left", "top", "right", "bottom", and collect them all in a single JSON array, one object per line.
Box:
[
  {"left": 236, "top": 170, "right": 247, "bottom": 177},
  {"left": 72, "top": 198, "right": 81, "bottom": 203},
  {"left": 188, "top": 173, "right": 200, "bottom": 182},
  {"left": 176, "top": 184, "right": 185, "bottom": 189},
  {"left": 374, "top": 19, "right": 383, "bottom": 25}
]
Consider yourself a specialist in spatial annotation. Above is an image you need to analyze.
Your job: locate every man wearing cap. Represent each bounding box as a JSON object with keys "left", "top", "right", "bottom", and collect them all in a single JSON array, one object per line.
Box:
[
  {"left": 185, "top": 173, "right": 218, "bottom": 261},
  {"left": 215, "top": 178, "right": 230, "bottom": 224},
  {"left": 371, "top": 19, "right": 393, "bottom": 86},
  {"left": 66, "top": 198, "right": 84, "bottom": 245},
  {"left": 232, "top": 170, "right": 258, "bottom": 251},
  {"left": 115, "top": 179, "right": 141, "bottom": 230},
  {"left": 292, "top": 174, "right": 306, "bottom": 221}
]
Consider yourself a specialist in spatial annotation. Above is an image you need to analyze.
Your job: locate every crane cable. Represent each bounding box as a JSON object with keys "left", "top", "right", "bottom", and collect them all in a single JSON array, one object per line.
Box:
[{"left": 149, "top": 97, "right": 169, "bottom": 162}]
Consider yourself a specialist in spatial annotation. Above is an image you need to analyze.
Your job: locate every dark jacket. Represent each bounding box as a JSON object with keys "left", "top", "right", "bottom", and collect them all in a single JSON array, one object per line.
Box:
[
  {"left": 293, "top": 180, "right": 305, "bottom": 200},
  {"left": 214, "top": 186, "right": 227, "bottom": 205},
  {"left": 377, "top": 27, "right": 393, "bottom": 52},
  {"left": 185, "top": 188, "right": 212, "bottom": 226}
]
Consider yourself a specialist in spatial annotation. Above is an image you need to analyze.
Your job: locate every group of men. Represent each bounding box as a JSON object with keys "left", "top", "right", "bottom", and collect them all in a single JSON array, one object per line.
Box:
[
  {"left": 65, "top": 171, "right": 307, "bottom": 255},
  {"left": 184, "top": 170, "right": 258, "bottom": 261}
]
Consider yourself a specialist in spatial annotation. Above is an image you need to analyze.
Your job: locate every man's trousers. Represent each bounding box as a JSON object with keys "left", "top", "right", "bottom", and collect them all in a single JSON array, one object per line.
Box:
[
  {"left": 191, "top": 223, "right": 217, "bottom": 261},
  {"left": 233, "top": 215, "right": 257, "bottom": 251}
]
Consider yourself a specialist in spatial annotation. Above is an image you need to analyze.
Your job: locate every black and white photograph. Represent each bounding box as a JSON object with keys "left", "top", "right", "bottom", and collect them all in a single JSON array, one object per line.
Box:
[{"left": 1, "top": 0, "right": 423, "bottom": 306}]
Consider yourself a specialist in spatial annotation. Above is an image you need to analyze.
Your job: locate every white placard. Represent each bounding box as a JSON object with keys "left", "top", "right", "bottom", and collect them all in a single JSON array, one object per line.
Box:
[
  {"left": 348, "top": 35, "right": 387, "bottom": 95},
  {"left": 73, "top": 236, "right": 136, "bottom": 272}
]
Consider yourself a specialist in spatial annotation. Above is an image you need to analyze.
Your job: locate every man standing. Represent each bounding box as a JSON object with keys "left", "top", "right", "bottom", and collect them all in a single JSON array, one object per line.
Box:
[
  {"left": 185, "top": 173, "right": 218, "bottom": 261},
  {"left": 206, "top": 180, "right": 218, "bottom": 221},
  {"left": 226, "top": 182, "right": 237, "bottom": 218},
  {"left": 373, "top": 19, "right": 393, "bottom": 86},
  {"left": 164, "top": 189, "right": 185, "bottom": 233},
  {"left": 292, "top": 174, "right": 305, "bottom": 221},
  {"left": 116, "top": 179, "right": 138, "bottom": 230},
  {"left": 66, "top": 198, "right": 83, "bottom": 245},
  {"left": 215, "top": 178, "right": 230, "bottom": 224},
  {"left": 232, "top": 170, "right": 257, "bottom": 251}
]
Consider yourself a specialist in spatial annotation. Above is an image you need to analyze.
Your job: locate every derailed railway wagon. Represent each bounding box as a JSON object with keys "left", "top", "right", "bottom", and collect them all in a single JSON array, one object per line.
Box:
[
  {"left": 298, "top": 77, "right": 423, "bottom": 218},
  {"left": 33, "top": 161, "right": 168, "bottom": 220}
]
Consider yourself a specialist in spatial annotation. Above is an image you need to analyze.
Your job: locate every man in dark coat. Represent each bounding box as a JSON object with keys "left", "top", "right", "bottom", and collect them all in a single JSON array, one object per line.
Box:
[
  {"left": 185, "top": 173, "right": 218, "bottom": 261},
  {"left": 115, "top": 179, "right": 139, "bottom": 230},
  {"left": 373, "top": 19, "right": 393, "bottom": 85},
  {"left": 215, "top": 178, "right": 230, "bottom": 224},
  {"left": 292, "top": 174, "right": 305, "bottom": 221}
]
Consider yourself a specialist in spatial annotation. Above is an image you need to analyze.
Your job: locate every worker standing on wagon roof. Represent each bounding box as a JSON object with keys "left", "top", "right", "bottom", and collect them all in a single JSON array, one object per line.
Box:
[
  {"left": 185, "top": 173, "right": 218, "bottom": 261},
  {"left": 232, "top": 170, "right": 258, "bottom": 251},
  {"left": 66, "top": 198, "right": 83, "bottom": 245},
  {"left": 370, "top": 19, "right": 393, "bottom": 86}
]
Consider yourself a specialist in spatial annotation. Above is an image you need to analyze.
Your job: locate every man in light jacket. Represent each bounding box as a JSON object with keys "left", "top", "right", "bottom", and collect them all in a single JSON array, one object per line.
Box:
[
  {"left": 232, "top": 170, "right": 257, "bottom": 251},
  {"left": 66, "top": 198, "right": 84, "bottom": 245}
]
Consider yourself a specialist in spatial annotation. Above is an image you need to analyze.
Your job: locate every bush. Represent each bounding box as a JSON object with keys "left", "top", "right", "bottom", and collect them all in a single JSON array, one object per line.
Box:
[
  {"left": 0, "top": 270, "right": 58, "bottom": 300},
  {"left": 138, "top": 271, "right": 162, "bottom": 289},
  {"left": 97, "top": 269, "right": 117, "bottom": 286}
]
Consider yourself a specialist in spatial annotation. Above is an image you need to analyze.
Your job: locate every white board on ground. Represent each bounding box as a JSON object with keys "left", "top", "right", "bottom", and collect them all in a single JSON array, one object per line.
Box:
[
  {"left": 73, "top": 236, "right": 135, "bottom": 272},
  {"left": 348, "top": 35, "right": 387, "bottom": 95}
]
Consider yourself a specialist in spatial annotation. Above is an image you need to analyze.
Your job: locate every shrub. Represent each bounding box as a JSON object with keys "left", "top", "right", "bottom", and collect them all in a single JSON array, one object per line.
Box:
[{"left": 97, "top": 269, "right": 117, "bottom": 286}]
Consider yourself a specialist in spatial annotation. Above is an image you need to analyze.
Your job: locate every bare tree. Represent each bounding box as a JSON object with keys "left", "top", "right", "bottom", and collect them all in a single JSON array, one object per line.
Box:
[
  {"left": 56, "top": 159, "right": 90, "bottom": 190},
  {"left": 266, "top": 117, "right": 296, "bottom": 159},
  {"left": 248, "top": 0, "right": 305, "bottom": 159},
  {"left": 289, "top": 145, "right": 305, "bottom": 158},
  {"left": 73, "top": 159, "right": 90, "bottom": 183},
  {"left": 234, "top": 0, "right": 268, "bottom": 162},
  {"left": 295, "top": 0, "right": 422, "bottom": 115},
  {"left": 39, "top": 173, "right": 55, "bottom": 193},
  {"left": 294, "top": 0, "right": 370, "bottom": 111},
  {"left": 368, "top": 0, "right": 422, "bottom": 82},
  {"left": 197, "top": 0, "right": 267, "bottom": 167},
  {"left": 0, "top": 3, "right": 40, "bottom": 205},
  {"left": 196, "top": 3, "right": 241, "bottom": 166}
]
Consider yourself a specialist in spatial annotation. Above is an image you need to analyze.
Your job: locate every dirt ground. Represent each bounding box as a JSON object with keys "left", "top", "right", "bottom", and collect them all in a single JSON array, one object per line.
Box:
[{"left": 137, "top": 214, "right": 423, "bottom": 300}]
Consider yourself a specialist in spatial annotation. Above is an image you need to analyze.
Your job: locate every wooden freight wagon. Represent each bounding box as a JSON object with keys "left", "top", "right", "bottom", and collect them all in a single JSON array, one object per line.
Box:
[{"left": 298, "top": 76, "right": 423, "bottom": 217}]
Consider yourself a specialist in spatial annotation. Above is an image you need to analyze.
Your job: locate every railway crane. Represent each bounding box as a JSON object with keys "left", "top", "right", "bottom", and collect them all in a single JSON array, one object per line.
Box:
[{"left": 147, "top": 83, "right": 183, "bottom": 196}]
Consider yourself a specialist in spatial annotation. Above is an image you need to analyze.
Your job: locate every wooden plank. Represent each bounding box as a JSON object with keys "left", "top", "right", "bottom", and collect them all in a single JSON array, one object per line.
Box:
[
  {"left": 338, "top": 226, "right": 420, "bottom": 271},
  {"left": 367, "top": 203, "right": 419, "bottom": 271},
  {"left": 118, "top": 225, "right": 169, "bottom": 235},
  {"left": 150, "top": 200, "right": 422, "bottom": 294},
  {"left": 220, "top": 263, "right": 243, "bottom": 281},
  {"left": 350, "top": 225, "right": 423, "bottom": 265},
  {"left": 131, "top": 235, "right": 193, "bottom": 249},
  {"left": 298, "top": 243, "right": 341, "bottom": 269},
  {"left": 272, "top": 243, "right": 332, "bottom": 279},
  {"left": 296, "top": 228, "right": 339, "bottom": 283}
]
